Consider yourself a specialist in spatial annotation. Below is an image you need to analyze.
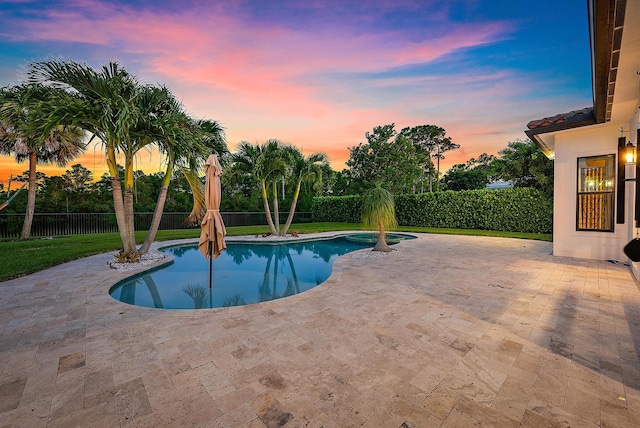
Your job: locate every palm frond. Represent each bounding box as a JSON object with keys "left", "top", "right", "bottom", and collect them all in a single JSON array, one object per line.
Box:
[{"left": 361, "top": 184, "right": 397, "bottom": 230}]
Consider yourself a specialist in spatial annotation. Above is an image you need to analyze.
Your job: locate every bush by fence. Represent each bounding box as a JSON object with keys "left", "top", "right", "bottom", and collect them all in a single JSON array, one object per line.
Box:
[
  {"left": 311, "top": 195, "right": 363, "bottom": 224},
  {"left": 0, "top": 212, "right": 313, "bottom": 239},
  {"left": 313, "top": 188, "right": 553, "bottom": 234}
]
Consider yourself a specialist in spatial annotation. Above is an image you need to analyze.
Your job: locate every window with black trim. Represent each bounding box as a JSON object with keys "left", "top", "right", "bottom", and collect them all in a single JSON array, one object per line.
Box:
[{"left": 577, "top": 154, "right": 615, "bottom": 231}]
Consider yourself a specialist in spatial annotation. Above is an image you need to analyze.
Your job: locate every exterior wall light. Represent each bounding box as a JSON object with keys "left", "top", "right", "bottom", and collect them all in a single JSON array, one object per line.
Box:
[{"left": 626, "top": 142, "right": 636, "bottom": 164}]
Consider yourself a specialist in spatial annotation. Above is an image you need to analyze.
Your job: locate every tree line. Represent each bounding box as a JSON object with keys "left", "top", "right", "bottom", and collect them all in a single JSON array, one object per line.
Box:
[
  {"left": 333, "top": 126, "right": 552, "bottom": 196},
  {"left": 1, "top": 136, "right": 552, "bottom": 216},
  {"left": 441, "top": 139, "right": 553, "bottom": 195}
]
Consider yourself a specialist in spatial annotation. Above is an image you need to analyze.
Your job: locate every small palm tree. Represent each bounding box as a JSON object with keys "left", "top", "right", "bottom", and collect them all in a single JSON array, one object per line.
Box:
[{"left": 361, "top": 184, "right": 397, "bottom": 252}]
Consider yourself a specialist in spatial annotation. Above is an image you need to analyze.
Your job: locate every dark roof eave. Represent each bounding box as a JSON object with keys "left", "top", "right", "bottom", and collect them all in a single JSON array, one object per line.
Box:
[
  {"left": 525, "top": 0, "right": 626, "bottom": 156},
  {"left": 526, "top": 117, "right": 597, "bottom": 157}
]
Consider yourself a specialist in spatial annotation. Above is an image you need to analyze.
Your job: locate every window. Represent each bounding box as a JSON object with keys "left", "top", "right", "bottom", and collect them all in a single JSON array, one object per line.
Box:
[{"left": 577, "top": 155, "right": 615, "bottom": 231}]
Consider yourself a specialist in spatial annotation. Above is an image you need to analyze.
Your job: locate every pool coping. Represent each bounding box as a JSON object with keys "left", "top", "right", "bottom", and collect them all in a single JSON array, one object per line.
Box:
[{"left": 106, "top": 230, "right": 417, "bottom": 313}]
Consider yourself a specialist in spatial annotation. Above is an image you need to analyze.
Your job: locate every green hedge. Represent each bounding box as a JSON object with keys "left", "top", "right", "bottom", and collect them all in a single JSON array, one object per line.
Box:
[
  {"left": 313, "top": 188, "right": 552, "bottom": 234},
  {"left": 312, "top": 195, "right": 363, "bottom": 223}
]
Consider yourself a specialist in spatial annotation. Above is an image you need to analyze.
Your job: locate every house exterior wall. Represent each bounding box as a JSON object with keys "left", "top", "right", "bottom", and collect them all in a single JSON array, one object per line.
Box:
[{"left": 552, "top": 122, "right": 630, "bottom": 261}]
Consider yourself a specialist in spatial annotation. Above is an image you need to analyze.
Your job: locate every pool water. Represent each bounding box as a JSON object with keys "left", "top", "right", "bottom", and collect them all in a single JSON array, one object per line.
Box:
[{"left": 109, "top": 233, "right": 414, "bottom": 309}]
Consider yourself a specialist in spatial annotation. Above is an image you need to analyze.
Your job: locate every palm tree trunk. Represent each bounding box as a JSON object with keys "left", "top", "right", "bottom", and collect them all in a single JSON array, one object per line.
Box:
[
  {"left": 139, "top": 161, "right": 173, "bottom": 255},
  {"left": 280, "top": 180, "right": 301, "bottom": 236},
  {"left": 122, "top": 156, "right": 136, "bottom": 254},
  {"left": 436, "top": 152, "right": 441, "bottom": 192},
  {"left": 272, "top": 181, "right": 280, "bottom": 234},
  {"left": 107, "top": 147, "right": 129, "bottom": 252},
  {"left": 123, "top": 188, "right": 135, "bottom": 253},
  {"left": 20, "top": 152, "right": 38, "bottom": 240},
  {"left": 139, "top": 185, "right": 168, "bottom": 255},
  {"left": 261, "top": 181, "right": 278, "bottom": 235},
  {"left": 372, "top": 221, "right": 391, "bottom": 252}
]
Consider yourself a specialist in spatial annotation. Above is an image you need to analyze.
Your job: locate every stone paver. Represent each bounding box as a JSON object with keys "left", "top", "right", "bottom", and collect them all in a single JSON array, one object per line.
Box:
[{"left": 1, "top": 233, "right": 640, "bottom": 427}]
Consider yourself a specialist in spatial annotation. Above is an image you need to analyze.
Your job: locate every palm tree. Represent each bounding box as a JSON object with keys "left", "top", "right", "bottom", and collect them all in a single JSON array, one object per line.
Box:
[
  {"left": 258, "top": 140, "right": 286, "bottom": 234},
  {"left": 182, "top": 119, "right": 227, "bottom": 226},
  {"left": 138, "top": 117, "right": 226, "bottom": 254},
  {"left": 361, "top": 184, "right": 397, "bottom": 252},
  {"left": 27, "top": 59, "right": 221, "bottom": 257},
  {"left": 432, "top": 136, "right": 459, "bottom": 192},
  {"left": 280, "top": 145, "right": 327, "bottom": 236},
  {"left": 136, "top": 86, "right": 194, "bottom": 254},
  {"left": 28, "top": 60, "right": 143, "bottom": 253},
  {"left": 231, "top": 140, "right": 286, "bottom": 235},
  {"left": 401, "top": 125, "right": 455, "bottom": 192},
  {"left": 0, "top": 84, "right": 85, "bottom": 239}
]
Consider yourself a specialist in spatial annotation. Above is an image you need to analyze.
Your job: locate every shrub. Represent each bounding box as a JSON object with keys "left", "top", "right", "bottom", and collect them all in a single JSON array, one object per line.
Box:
[
  {"left": 313, "top": 188, "right": 552, "bottom": 234},
  {"left": 312, "top": 195, "right": 363, "bottom": 223}
]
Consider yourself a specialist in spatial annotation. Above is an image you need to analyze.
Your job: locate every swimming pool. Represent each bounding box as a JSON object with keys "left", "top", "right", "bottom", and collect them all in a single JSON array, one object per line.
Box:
[{"left": 109, "top": 233, "right": 414, "bottom": 309}]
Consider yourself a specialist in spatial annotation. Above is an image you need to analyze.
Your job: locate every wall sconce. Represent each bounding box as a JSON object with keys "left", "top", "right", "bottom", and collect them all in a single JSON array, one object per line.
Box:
[{"left": 626, "top": 142, "right": 636, "bottom": 163}]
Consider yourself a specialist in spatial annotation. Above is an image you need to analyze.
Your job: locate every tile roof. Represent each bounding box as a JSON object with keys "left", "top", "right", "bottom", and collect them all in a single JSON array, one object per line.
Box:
[{"left": 526, "top": 107, "right": 595, "bottom": 130}]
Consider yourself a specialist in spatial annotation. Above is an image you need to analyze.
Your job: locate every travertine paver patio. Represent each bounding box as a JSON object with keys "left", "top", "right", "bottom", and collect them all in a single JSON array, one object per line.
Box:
[{"left": 1, "top": 233, "right": 640, "bottom": 427}]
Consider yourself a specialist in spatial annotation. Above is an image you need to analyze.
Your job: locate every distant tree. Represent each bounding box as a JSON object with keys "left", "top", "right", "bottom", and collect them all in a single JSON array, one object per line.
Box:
[
  {"left": 295, "top": 162, "right": 335, "bottom": 210},
  {"left": 492, "top": 139, "right": 553, "bottom": 195},
  {"left": 442, "top": 153, "right": 496, "bottom": 191},
  {"left": 443, "top": 164, "right": 487, "bottom": 191},
  {"left": 59, "top": 164, "right": 94, "bottom": 212},
  {"left": 400, "top": 125, "right": 436, "bottom": 192},
  {"left": 13, "top": 170, "right": 48, "bottom": 190},
  {"left": 220, "top": 167, "right": 261, "bottom": 211},
  {"left": 62, "top": 164, "right": 93, "bottom": 192},
  {"left": 400, "top": 125, "right": 457, "bottom": 192},
  {"left": 332, "top": 170, "right": 351, "bottom": 196},
  {"left": 431, "top": 134, "right": 459, "bottom": 192},
  {"left": 346, "top": 124, "right": 421, "bottom": 195}
]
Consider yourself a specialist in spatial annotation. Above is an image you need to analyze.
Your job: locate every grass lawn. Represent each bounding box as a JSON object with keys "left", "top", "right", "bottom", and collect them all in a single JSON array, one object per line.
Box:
[{"left": 0, "top": 222, "right": 552, "bottom": 282}]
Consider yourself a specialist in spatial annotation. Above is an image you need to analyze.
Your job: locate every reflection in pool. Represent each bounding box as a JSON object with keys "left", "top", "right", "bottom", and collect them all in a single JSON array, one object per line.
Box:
[{"left": 109, "top": 234, "right": 414, "bottom": 309}]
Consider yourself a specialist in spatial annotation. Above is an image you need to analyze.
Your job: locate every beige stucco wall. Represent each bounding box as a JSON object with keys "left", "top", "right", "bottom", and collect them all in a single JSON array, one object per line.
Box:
[{"left": 552, "top": 123, "right": 631, "bottom": 261}]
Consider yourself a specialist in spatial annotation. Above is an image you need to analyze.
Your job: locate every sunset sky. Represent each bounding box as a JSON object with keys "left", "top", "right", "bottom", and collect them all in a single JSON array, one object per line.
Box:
[{"left": 0, "top": 0, "right": 591, "bottom": 188}]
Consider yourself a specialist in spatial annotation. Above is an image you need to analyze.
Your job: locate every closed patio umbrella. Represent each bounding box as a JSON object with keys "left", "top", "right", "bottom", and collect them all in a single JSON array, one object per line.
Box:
[{"left": 198, "top": 153, "right": 227, "bottom": 288}]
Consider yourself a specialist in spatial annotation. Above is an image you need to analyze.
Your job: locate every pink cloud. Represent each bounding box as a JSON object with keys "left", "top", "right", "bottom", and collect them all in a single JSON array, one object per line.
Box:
[
  {"left": 395, "top": 22, "right": 509, "bottom": 64},
  {"left": 0, "top": 0, "right": 574, "bottom": 187}
]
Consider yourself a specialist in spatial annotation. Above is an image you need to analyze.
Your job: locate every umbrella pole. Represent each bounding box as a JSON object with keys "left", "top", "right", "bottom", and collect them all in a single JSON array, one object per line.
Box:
[{"left": 209, "top": 241, "right": 213, "bottom": 289}]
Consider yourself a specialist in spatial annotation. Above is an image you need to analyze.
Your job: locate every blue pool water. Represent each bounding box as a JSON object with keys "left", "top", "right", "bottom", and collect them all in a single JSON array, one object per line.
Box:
[{"left": 109, "top": 233, "right": 414, "bottom": 309}]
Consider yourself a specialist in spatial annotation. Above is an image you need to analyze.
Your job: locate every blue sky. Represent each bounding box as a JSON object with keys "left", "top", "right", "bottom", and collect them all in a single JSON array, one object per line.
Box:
[{"left": 0, "top": 0, "right": 591, "bottom": 184}]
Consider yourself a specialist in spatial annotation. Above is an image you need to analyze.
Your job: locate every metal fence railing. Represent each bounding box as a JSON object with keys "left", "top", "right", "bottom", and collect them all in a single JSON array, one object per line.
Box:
[{"left": 0, "top": 212, "right": 313, "bottom": 239}]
